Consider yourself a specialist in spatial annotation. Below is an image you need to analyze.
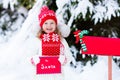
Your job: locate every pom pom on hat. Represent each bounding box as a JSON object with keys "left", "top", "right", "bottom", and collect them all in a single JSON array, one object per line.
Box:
[
  {"left": 38, "top": 6, "right": 57, "bottom": 27},
  {"left": 40, "top": 6, "right": 49, "bottom": 12}
]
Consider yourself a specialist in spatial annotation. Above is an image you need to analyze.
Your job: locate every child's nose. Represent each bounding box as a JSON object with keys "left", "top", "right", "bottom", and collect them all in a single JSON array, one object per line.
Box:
[{"left": 48, "top": 24, "right": 52, "bottom": 27}]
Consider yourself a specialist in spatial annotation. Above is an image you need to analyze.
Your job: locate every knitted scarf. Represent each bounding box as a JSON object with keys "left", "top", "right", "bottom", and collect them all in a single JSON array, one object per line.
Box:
[{"left": 40, "top": 32, "right": 61, "bottom": 56}]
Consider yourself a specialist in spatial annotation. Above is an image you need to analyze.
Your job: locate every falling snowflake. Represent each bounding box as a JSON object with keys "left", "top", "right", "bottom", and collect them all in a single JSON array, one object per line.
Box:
[
  {"left": 52, "top": 34, "right": 59, "bottom": 42},
  {"left": 43, "top": 34, "right": 50, "bottom": 42}
]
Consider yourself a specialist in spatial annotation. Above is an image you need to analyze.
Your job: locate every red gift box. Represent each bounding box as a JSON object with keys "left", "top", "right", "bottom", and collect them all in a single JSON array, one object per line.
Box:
[{"left": 36, "top": 56, "right": 61, "bottom": 74}]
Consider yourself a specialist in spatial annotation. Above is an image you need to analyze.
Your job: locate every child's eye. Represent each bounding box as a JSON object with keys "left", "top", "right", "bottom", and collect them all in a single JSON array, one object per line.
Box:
[
  {"left": 50, "top": 22, "right": 54, "bottom": 24},
  {"left": 45, "top": 22, "right": 48, "bottom": 24}
]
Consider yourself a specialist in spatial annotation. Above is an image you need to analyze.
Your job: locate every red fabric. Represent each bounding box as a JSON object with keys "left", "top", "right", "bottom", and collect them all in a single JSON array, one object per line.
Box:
[
  {"left": 38, "top": 6, "right": 57, "bottom": 27},
  {"left": 41, "top": 33, "right": 60, "bottom": 56},
  {"left": 37, "top": 57, "right": 61, "bottom": 74},
  {"left": 82, "top": 36, "right": 120, "bottom": 56}
]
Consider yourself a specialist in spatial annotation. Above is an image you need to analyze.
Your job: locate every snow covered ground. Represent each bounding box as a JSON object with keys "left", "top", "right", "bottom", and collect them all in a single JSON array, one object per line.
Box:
[
  {"left": 0, "top": 38, "right": 120, "bottom": 80},
  {"left": 0, "top": 56, "right": 120, "bottom": 80}
]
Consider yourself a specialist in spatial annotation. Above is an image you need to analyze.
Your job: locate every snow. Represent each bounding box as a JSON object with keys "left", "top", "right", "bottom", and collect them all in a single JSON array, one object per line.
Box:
[
  {"left": 92, "top": 0, "right": 120, "bottom": 24},
  {"left": 74, "top": 0, "right": 93, "bottom": 19},
  {"left": 0, "top": 0, "right": 120, "bottom": 80},
  {"left": 0, "top": 5, "right": 27, "bottom": 43},
  {"left": 2, "top": 0, "right": 18, "bottom": 11},
  {"left": 0, "top": 43, "right": 120, "bottom": 80}
]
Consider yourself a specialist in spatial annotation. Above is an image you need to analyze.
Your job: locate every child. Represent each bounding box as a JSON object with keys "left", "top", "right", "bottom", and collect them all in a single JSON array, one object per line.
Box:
[{"left": 31, "top": 6, "right": 73, "bottom": 80}]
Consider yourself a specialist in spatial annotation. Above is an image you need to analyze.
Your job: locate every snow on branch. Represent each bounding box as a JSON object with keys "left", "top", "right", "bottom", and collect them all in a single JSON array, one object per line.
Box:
[
  {"left": 56, "top": 0, "right": 120, "bottom": 26},
  {"left": 74, "top": 0, "right": 93, "bottom": 19},
  {"left": 2, "top": 0, "right": 18, "bottom": 11},
  {"left": 92, "top": 0, "right": 120, "bottom": 24}
]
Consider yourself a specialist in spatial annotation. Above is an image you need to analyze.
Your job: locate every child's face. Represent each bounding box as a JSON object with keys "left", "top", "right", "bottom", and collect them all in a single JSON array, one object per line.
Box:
[{"left": 42, "top": 19, "right": 57, "bottom": 34}]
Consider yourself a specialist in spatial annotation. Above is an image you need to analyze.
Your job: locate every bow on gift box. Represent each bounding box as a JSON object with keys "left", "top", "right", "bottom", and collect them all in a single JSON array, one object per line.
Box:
[{"left": 73, "top": 30, "right": 89, "bottom": 52}]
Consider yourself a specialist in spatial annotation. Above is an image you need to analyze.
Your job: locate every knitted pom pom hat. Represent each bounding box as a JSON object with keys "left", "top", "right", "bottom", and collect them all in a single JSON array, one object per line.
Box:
[{"left": 38, "top": 6, "right": 57, "bottom": 27}]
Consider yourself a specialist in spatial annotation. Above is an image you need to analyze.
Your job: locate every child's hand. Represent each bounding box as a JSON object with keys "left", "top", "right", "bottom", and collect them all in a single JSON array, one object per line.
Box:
[
  {"left": 58, "top": 55, "right": 67, "bottom": 65},
  {"left": 31, "top": 55, "right": 40, "bottom": 66}
]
